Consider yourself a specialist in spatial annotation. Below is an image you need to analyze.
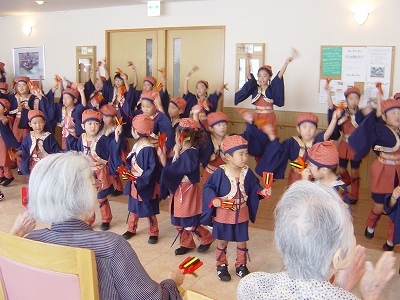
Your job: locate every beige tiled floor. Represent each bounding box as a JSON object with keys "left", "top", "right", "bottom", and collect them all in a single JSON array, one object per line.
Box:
[{"left": 1, "top": 176, "right": 400, "bottom": 299}]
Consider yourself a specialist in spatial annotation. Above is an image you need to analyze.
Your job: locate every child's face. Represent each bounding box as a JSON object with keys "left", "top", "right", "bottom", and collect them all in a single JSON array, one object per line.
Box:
[
  {"left": 196, "top": 82, "right": 208, "bottom": 97},
  {"left": 383, "top": 108, "right": 400, "bottom": 128},
  {"left": 0, "top": 105, "right": 6, "bottom": 116},
  {"left": 141, "top": 100, "right": 156, "bottom": 117},
  {"left": 210, "top": 122, "right": 227, "bottom": 138},
  {"left": 102, "top": 115, "right": 115, "bottom": 127},
  {"left": 227, "top": 148, "right": 248, "bottom": 169},
  {"left": 17, "top": 82, "right": 29, "bottom": 95},
  {"left": 114, "top": 77, "right": 124, "bottom": 88},
  {"left": 142, "top": 81, "right": 153, "bottom": 92},
  {"left": 297, "top": 122, "right": 317, "bottom": 142},
  {"left": 82, "top": 120, "right": 101, "bottom": 136},
  {"left": 29, "top": 116, "right": 46, "bottom": 133},
  {"left": 307, "top": 161, "right": 324, "bottom": 179},
  {"left": 346, "top": 93, "right": 360, "bottom": 111},
  {"left": 63, "top": 94, "right": 76, "bottom": 108},
  {"left": 168, "top": 103, "right": 181, "bottom": 118},
  {"left": 95, "top": 79, "right": 103, "bottom": 91},
  {"left": 257, "top": 70, "right": 271, "bottom": 87}
]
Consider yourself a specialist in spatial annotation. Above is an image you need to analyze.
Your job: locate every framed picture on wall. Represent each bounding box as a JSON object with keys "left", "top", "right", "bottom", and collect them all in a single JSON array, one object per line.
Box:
[{"left": 12, "top": 46, "right": 45, "bottom": 80}]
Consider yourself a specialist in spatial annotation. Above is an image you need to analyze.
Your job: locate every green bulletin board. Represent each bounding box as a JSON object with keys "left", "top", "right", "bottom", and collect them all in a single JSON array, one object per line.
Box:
[{"left": 321, "top": 47, "right": 342, "bottom": 78}]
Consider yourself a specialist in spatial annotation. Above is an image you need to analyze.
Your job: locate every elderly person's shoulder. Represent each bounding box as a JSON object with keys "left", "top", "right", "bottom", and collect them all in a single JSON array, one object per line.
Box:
[
  {"left": 25, "top": 219, "right": 134, "bottom": 259},
  {"left": 237, "top": 271, "right": 360, "bottom": 300}
]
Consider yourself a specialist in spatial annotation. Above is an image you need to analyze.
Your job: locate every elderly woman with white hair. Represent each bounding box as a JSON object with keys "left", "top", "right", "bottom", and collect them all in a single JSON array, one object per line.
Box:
[
  {"left": 237, "top": 180, "right": 396, "bottom": 300},
  {"left": 10, "top": 151, "right": 184, "bottom": 300}
]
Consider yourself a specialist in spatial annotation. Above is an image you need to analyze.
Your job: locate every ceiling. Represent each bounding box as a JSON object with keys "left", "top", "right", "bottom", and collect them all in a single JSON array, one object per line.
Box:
[{"left": 0, "top": 0, "right": 196, "bottom": 18}]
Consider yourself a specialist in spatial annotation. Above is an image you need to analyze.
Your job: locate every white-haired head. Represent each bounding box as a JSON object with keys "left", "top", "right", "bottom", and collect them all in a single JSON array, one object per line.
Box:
[
  {"left": 274, "top": 180, "right": 354, "bottom": 280},
  {"left": 28, "top": 151, "right": 96, "bottom": 223}
]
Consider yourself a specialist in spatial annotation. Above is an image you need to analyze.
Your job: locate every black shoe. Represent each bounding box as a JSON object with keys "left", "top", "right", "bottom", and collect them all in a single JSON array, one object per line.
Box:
[
  {"left": 364, "top": 227, "right": 374, "bottom": 239},
  {"left": 148, "top": 236, "right": 158, "bottom": 244},
  {"left": 100, "top": 222, "right": 110, "bottom": 231},
  {"left": 2, "top": 177, "right": 14, "bottom": 187},
  {"left": 197, "top": 243, "right": 212, "bottom": 253},
  {"left": 122, "top": 231, "right": 136, "bottom": 239},
  {"left": 174, "top": 246, "right": 192, "bottom": 255},
  {"left": 217, "top": 264, "right": 231, "bottom": 281},
  {"left": 349, "top": 198, "right": 358, "bottom": 205},
  {"left": 236, "top": 264, "right": 250, "bottom": 278},
  {"left": 0, "top": 177, "right": 5, "bottom": 184},
  {"left": 383, "top": 242, "right": 394, "bottom": 251},
  {"left": 17, "top": 169, "right": 22, "bottom": 175},
  {"left": 110, "top": 190, "right": 123, "bottom": 197}
]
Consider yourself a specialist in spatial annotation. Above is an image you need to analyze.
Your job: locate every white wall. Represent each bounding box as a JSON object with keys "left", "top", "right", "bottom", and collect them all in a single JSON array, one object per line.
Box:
[{"left": 0, "top": 0, "right": 398, "bottom": 113}]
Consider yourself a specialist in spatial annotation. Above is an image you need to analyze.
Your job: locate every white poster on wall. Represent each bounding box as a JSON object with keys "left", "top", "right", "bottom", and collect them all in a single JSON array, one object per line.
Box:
[
  {"left": 341, "top": 47, "right": 367, "bottom": 82},
  {"left": 319, "top": 79, "right": 354, "bottom": 104}
]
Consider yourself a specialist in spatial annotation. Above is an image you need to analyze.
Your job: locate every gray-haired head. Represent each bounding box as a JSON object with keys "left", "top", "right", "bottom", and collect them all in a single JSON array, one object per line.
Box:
[
  {"left": 28, "top": 151, "right": 96, "bottom": 223},
  {"left": 274, "top": 180, "right": 353, "bottom": 280}
]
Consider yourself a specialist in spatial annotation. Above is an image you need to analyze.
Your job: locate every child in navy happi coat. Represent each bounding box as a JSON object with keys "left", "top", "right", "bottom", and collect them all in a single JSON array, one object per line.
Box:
[
  {"left": 116, "top": 114, "right": 161, "bottom": 244},
  {"left": 160, "top": 118, "right": 215, "bottom": 256},
  {"left": 19, "top": 110, "right": 60, "bottom": 175},
  {"left": 0, "top": 98, "right": 19, "bottom": 187},
  {"left": 202, "top": 135, "right": 270, "bottom": 281},
  {"left": 349, "top": 99, "right": 400, "bottom": 251},
  {"left": 66, "top": 109, "right": 121, "bottom": 231},
  {"left": 256, "top": 112, "right": 338, "bottom": 186}
]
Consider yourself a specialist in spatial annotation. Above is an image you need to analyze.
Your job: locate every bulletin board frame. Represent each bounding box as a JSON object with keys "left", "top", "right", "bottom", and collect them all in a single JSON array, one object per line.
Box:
[{"left": 319, "top": 45, "right": 395, "bottom": 104}]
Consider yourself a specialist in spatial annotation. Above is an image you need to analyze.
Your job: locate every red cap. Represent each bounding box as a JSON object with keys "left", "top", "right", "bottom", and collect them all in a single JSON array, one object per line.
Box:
[
  {"left": 258, "top": 65, "right": 273, "bottom": 77},
  {"left": 297, "top": 112, "right": 319, "bottom": 126},
  {"left": 15, "top": 76, "right": 30, "bottom": 84},
  {"left": 28, "top": 109, "right": 45, "bottom": 122},
  {"left": 62, "top": 88, "right": 79, "bottom": 100},
  {"left": 170, "top": 97, "right": 187, "bottom": 111},
  {"left": 393, "top": 92, "right": 400, "bottom": 101},
  {"left": 132, "top": 114, "right": 154, "bottom": 136},
  {"left": 221, "top": 135, "right": 248, "bottom": 155},
  {"left": 381, "top": 99, "right": 400, "bottom": 114},
  {"left": 82, "top": 109, "right": 102, "bottom": 123},
  {"left": 0, "top": 98, "right": 10, "bottom": 112},
  {"left": 307, "top": 141, "right": 339, "bottom": 169},
  {"left": 197, "top": 80, "right": 209, "bottom": 89},
  {"left": 140, "top": 90, "right": 157, "bottom": 105},
  {"left": 143, "top": 76, "right": 157, "bottom": 86},
  {"left": 0, "top": 82, "right": 8, "bottom": 91},
  {"left": 178, "top": 118, "right": 201, "bottom": 131},
  {"left": 100, "top": 104, "right": 117, "bottom": 117},
  {"left": 207, "top": 111, "right": 228, "bottom": 127},
  {"left": 344, "top": 87, "right": 361, "bottom": 98}
]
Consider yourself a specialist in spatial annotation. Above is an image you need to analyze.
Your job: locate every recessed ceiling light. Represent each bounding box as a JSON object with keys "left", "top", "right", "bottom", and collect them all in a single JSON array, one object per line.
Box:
[{"left": 35, "top": 1, "right": 45, "bottom": 5}]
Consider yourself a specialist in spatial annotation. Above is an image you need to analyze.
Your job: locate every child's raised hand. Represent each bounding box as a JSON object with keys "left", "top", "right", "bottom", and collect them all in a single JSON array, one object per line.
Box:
[
  {"left": 391, "top": 186, "right": 400, "bottom": 202},
  {"left": 77, "top": 84, "right": 85, "bottom": 93},
  {"left": 301, "top": 168, "right": 312, "bottom": 180},
  {"left": 260, "top": 188, "right": 271, "bottom": 198},
  {"left": 241, "top": 111, "right": 254, "bottom": 124},
  {"left": 212, "top": 198, "right": 222, "bottom": 207},
  {"left": 333, "top": 109, "right": 342, "bottom": 119},
  {"left": 191, "top": 104, "right": 202, "bottom": 115},
  {"left": 115, "top": 124, "right": 123, "bottom": 137},
  {"left": 324, "top": 82, "right": 331, "bottom": 94},
  {"left": 120, "top": 72, "right": 128, "bottom": 81}
]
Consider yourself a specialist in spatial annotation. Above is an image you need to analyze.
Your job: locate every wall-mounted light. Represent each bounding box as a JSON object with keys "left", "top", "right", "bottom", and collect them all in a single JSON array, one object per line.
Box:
[
  {"left": 354, "top": 4, "right": 369, "bottom": 25},
  {"left": 22, "top": 25, "right": 32, "bottom": 36},
  {"left": 35, "top": 1, "right": 45, "bottom": 5}
]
